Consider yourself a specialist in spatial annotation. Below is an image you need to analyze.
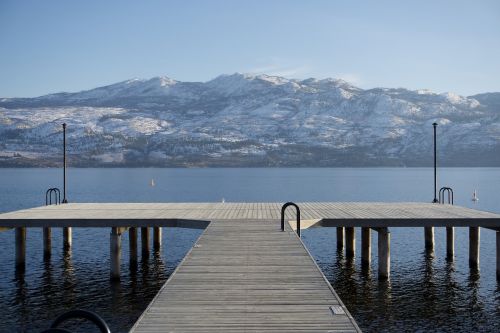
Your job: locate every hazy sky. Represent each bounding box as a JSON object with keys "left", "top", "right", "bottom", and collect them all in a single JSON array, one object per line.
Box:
[{"left": 1, "top": 0, "right": 499, "bottom": 97}]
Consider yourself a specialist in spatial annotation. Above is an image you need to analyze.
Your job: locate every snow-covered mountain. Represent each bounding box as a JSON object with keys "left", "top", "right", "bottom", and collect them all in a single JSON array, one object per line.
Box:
[{"left": 1, "top": 73, "right": 499, "bottom": 167}]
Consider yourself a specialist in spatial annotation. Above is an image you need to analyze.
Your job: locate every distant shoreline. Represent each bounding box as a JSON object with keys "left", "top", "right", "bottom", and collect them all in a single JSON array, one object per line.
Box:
[{"left": 1, "top": 165, "right": 499, "bottom": 169}]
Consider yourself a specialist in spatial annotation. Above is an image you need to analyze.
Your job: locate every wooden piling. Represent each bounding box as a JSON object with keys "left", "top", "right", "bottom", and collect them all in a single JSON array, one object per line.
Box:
[
  {"left": 378, "top": 227, "right": 390, "bottom": 279},
  {"left": 446, "top": 227, "right": 454, "bottom": 260},
  {"left": 43, "top": 227, "right": 51, "bottom": 259},
  {"left": 469, "top": 226, "right": 480, "bottom": 269},
  {"left": 63, "top": 227, "right": 72, "bottom": 249},
  {"left": 361, "top": 227, "right": 371, "bottom": 266},
  {"left": 129, "top": 227, "right": 138, "bottom": 264},
  {"left": 345, "top": 227, "right": 355, "bottom": 258},
  {"left": 15, "top": 227, "right": 26, "bottom": 268},
  {"left": 110, "top": 227, "right": 122, "bottom": 280},
  {"left": 153, "top": 227, "right": 162, "bottom": 251},
  {"left": 425, "top": 226, "right": 434, "bottom": 254},
  {"left": 336, "top": 227, "right": 344, "bottom": 250},
  {"left": 141, "top": 227, "right": 150, "bottom": 256},
  {"left": 2, "top": 202, "right": 500, "bottom": 283}
]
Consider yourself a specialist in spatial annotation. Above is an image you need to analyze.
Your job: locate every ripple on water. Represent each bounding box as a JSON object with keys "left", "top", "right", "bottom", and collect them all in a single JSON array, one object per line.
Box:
[
  {"left": 1, "top": 168, "right": 500, "bottom": 332},
  {"left": 0, "top": 227, "right": 203, "bottom": 332},
  {"left": 302, "top": 227, "right": 500, "bottom": 332}
]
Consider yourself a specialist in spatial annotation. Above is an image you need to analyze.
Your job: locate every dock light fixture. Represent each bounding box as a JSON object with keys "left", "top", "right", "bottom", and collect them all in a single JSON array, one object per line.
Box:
[
  {"left": 432, "top": 122, "right": 438, "bottom": 203},
  {"left": 62, "top": 123, "right": 68, "bottom": 203}
]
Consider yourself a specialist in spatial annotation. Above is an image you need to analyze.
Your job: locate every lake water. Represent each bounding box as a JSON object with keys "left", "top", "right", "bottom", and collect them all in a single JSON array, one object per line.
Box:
[{"left": 0, "top": 168, "right": 499, "bottom": 332}]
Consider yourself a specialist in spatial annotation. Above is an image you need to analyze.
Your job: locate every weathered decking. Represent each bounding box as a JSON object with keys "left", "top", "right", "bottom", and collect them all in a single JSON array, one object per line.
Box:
[
  {"left": 131, "top": 219, "right": 360, "bottom": 333},
  {"left": 2, "top": 202, "right": 500, "bottom": 331},
  {"left": 1, "top": 202, "right": 500, "bottom": 227}
]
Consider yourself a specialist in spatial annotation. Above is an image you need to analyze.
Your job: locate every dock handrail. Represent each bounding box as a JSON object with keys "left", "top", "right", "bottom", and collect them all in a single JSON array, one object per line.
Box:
[
  {"left": 281, "top": 202, "right": 301, "bottom": 237},
  {"left": 41, "top": 309, "right": 111, "bottom": 333},
  {"left": 439, "top": 187, "right": 454, "bottom": 205},
  {"left": 46, "top": 188, "right": 61, "bottom": 206}
]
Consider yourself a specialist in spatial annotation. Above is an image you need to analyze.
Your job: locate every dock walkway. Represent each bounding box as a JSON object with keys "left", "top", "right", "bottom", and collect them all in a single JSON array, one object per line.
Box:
[
  {"left": 1, "top": 202, "right": 499, "bottom": 331},
  {"left": 131, "top": 219, "right": 360, "bottom": 332},
  {"left": 1, "top": 202, "right": 499, "bottom": 280},
  {"left": 2, "top": 202, "right": 500, "bottom": 228}
]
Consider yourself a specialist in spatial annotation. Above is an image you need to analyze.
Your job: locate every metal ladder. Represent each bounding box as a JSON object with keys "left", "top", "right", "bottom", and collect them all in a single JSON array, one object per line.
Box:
[
  {"left": 45, "top": 188, "right": 61, "bottom": 206},
  {"left": 281, "top": 202, "right": 301, "bottom": 237}
]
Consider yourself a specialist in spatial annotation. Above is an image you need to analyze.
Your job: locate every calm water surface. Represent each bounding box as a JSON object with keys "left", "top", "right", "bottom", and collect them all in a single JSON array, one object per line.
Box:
[{"left": 0, "top": 168, "right": 499, "bottom": 332}]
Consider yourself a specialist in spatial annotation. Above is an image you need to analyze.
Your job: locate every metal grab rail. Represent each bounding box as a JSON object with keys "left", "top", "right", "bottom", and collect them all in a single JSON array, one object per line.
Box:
[
  {"left": 41, "top": 309, "right": 111, "bottom": 333},
  {"left": 281, "top": 202, "right": 301, "bottom": 237},
  {"left": 439, "top": 187, "right": 454, "bottom": 205},
  {"left": 46, "top": 188, "right": 61, "bottom": 206}
]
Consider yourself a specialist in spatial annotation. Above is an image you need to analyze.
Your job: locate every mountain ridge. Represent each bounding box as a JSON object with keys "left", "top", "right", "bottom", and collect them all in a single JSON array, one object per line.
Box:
[{"left": 1, "top": 74, "right": 499, "bottom": 167}]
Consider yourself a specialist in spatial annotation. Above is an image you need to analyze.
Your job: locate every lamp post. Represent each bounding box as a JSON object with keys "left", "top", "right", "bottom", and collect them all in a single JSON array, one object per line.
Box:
[
  {"left": 432, "top": 122, "right": 438, "bottom": 203},
  {"left": 62, "top": 123, "right": 68, "bottom": 203}
]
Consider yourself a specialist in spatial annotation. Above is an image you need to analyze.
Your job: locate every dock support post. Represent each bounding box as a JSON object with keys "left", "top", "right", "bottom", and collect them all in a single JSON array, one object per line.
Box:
[
  {"left": 129, "top": 227, "right": 138, "bottom": 264},
  {"left": 345, "top": 227, "right": 355, "bottom": 258},
  {"left": 469, "top": 227, "right": 480, "bottom": 269},
  {"left": 336, "top": 227, "right": 344, "bottom": 250},
  {"left": 496, "top": 231, "right": 499, "bottom": 280},
  {"left": 43, "top": 227, "right": 51, "bottom": 260},
  {"left": 15, "top": 227, "right": 26, "bottom": 268},
  {"left": 361, "top": 227, "right": 371, "bottom": 267},
  {"left": 153, "top": 227, "right": 162, "bottom": 251},
  {"left": 378, "top": 227, "right": 390, "bottom": 279},
  {"left": 110, "top": 227, "right": 122, "bottom": 280},
  {"left": 446, "top": 227, "right": 454, "bottom": 260},
  {"left": 141, "top": 227, "right": 150, "bottom": 257},
  {"left": 425, "top": 227, "right": 434, "bottom": 254},
  {"left": 63, "top": 227, "right": 72, "bottom": 249}
]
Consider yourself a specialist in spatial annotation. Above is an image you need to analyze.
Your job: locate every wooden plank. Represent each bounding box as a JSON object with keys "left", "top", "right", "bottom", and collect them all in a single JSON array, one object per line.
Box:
[
  {"left": 131, "top": 219, "right": 360, "bottom": 332},
  {"left": 1, "top": 202, "right": 500, "bottom": 228},
  {"left": 2, "top": 202, "right": 498, "bottom": 330}
]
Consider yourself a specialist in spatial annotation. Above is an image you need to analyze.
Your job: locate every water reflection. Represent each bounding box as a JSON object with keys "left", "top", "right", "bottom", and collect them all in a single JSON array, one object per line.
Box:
[
  {"left": 14, "top": 265, "right": 25, "bottom": 281},
  {"left": 376, "top": 279, "right": 392, "bottom": 313},
  {"left": 302, "top": 227, "right": 500, "bottom": 332},
  {"left": 360, "top": 260, "right": 371, "bottom": 277},
  {"left": 140, "top": 256, "right": 150, "bottom": 279},
  {"left": 153, "top": 249, "right": 167, "bottom": 281},
  {"left": 42, "top": 261, "right": 55, "bottom": 309},
  {"left": 13, "top": 274, "right": 28, "bottom": 332},
  {"left": 495, "top": 285, "right": 500, "bottom": 318},
  {"left": 0, "top": 227, "right": 202, "bottom": 332},
  {"left": 14, "top": 269, "right": 27, "bottom": 308},
  {"left": 358, "top": 269, "right": 374, "bottom": 312},
  {"left": 129, "top": 257, "right": 138, "bottom": 275},
  {"left": 468, "top": 272, "right": 482, "bottom": 311},
  {"left": 62, "top": 250, "right": 76, "bottom": 306},
  {"left": 443, "top": 260, "right": 459, "bottom": 317}
]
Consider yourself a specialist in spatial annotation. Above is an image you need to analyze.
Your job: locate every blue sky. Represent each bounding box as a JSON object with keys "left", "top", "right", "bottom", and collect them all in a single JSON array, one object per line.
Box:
[{"left": 0, "top": 0, "right": 499, "bottom": 97}]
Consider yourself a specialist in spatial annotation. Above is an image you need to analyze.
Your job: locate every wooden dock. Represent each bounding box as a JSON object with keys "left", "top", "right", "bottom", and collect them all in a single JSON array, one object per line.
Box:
[
  {"left": 1, "top": 202, "right": 500, "bottom": 227},
  {"left": 130, "top": 219, "right": 359, "bottom": 332},
  {"left": 1, "top": 202, "right": 500, "bottom": 331}
]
